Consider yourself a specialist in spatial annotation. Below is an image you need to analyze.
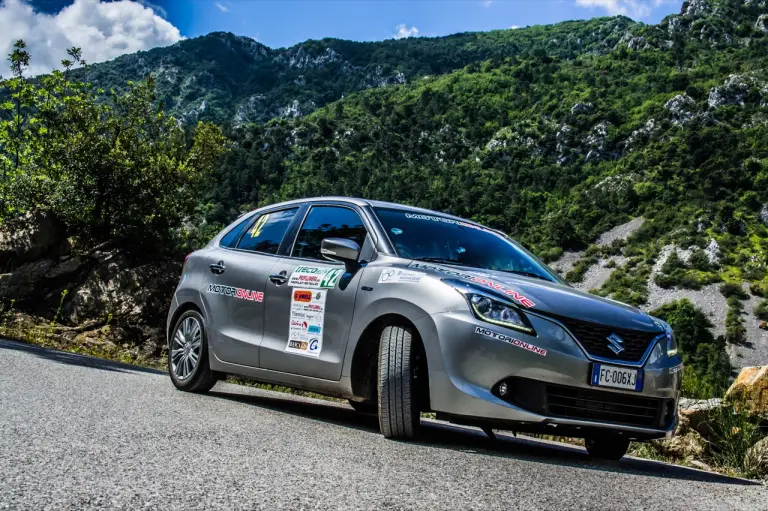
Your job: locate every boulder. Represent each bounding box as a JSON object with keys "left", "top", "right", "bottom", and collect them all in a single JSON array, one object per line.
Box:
[
  {"left": 63, "top": 249, "right": 180, "bottom": 328},
  {"left": 652, "top": 412, "right": 706, "bottom": 459},
  {"left": 744, "top": 436, "right": 768, "bottom": 480},
  {"left": 0, "top": 260, "right": 56, "bottom": 299},
  {"left": 678, "top": 397, "right": 722, "bottom": 437},
  {"left": 725, "top": 366, "right": 768, "bottom": 415},
  {"left": 0, "top": 211, "right": 65, "bottom": 265}
]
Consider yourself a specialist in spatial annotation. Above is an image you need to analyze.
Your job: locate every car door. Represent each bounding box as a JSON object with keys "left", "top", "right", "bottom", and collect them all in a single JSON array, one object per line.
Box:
[
  {"left": 202, "top": 207, "right": 300, "bottom": 368},
  {"left": 260, "top": 204, "right": 369, "bottom": 381}
]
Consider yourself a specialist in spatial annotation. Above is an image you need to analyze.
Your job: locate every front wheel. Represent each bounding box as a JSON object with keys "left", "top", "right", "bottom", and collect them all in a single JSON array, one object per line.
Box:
[
  {"left": 378, "top": 325, "right": 420, "bottom": 439},
  {"left": 585, "top": 437, "right": 630, "bottom": 460},
  {"left": 168, "top": 310, "right": 219, "bottom": 393}
]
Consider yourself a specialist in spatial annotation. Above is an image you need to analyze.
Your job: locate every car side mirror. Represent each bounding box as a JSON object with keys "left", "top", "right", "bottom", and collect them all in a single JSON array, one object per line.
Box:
[{"left": 321, "top": 238, "right": 360, "bottom": 267}]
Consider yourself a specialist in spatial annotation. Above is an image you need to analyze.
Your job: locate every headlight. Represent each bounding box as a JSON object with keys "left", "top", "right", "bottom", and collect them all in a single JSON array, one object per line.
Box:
[
  {"left": 467, "top": 293, "right": 535, "bottom": 334},
  {"left": 665, "top": 327, "right": 678, "bottom": 358}
]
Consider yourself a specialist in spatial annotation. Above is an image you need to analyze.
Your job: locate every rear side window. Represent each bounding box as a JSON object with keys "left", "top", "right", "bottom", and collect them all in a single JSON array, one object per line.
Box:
[
  {"left": 292, "top": 206, "right": 367, "bottom": 261},
  {"left": 236, "top": 208, "right": 298, "bottom": 255},
  {"left": 219, "top": 214, "right": 253, "bottom": 248}
]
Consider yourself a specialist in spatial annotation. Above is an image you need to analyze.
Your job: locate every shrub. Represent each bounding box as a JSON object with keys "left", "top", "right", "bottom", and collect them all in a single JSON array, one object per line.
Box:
[
  {"left": 755, "top": 300, "right": 768, "bottom": 321},
  {"left": 725, "top": 296, "right": 747, "bottom": 344},
  {"left": 720, "top": 282, "right": 749, "bottom": 300},
  {"left": 565, "top": 255, "right": 598, "bottom": 283},
  {"left": 650, "top": 299, "right": 730, "bottom": 398}
]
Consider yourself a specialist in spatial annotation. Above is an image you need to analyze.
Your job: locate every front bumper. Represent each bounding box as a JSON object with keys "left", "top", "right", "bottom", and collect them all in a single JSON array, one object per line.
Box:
[{"left": 419, "top": 311, "right": 682, "bottom": 440}]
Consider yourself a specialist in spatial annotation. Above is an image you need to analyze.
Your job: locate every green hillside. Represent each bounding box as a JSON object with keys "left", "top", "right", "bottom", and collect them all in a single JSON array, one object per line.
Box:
[
  {"left": 76, "top": 17, "right": 637, "bottom": 124},
  {"left": 208, "top": 0, "right": 768, "bottom": 263}
]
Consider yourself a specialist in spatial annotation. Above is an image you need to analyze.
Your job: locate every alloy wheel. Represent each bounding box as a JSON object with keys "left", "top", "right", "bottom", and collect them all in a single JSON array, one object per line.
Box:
[{"left": 171, "top": 316, "right": 202, "bottom": 380}]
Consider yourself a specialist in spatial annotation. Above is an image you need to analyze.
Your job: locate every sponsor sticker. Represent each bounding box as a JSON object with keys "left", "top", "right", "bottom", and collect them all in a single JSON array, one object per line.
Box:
[
  {"left": 288, "top": 266, "right": 343, "bottom": 289},
  {"left": 206, "top": 283, "right": 264, "bottom": 303},
  {"left": 285, "top": 288, "right": 326, "bottom": 358},
  {"left": 474, "top": 326, "right": 547, "bottom": 356},
  {"left": 378, "top": 269, "right": 425, "bottom": 284},
  {"left": 409, "top": 263, "right": 536, "bottom": 308}
]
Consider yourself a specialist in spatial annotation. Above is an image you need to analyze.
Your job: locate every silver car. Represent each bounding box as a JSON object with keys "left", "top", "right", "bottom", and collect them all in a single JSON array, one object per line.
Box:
[{"left": 167, "top": 197, "right": 682, "bottom": 460}]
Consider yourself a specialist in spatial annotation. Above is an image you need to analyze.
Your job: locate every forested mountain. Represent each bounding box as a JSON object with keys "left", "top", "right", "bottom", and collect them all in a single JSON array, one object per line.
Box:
[
  {"left": 209, "top": 0, "right": 768, "bottom": 256},
  {"left": 76, "top": 16, "right": 639, "bottom": 124}
]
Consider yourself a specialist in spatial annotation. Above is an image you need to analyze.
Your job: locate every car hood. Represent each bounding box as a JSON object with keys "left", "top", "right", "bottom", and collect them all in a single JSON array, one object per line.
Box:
[{"left": 408, "top": 262, "right": 662, "bottom": 333}]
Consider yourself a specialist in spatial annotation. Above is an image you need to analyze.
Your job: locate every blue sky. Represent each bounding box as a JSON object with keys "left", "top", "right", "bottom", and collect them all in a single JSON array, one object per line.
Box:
[
  {"left": 167, "top": 0, "right": 684, "bottom": 48},
  {"left": 2, "top": 0, "right": 683, "bottom": 76}
]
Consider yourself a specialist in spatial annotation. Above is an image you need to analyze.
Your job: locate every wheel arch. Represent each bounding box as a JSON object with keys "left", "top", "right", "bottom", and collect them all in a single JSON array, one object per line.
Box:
[
  {"left": 349, "top": 313, "right": 430, "bottom": 410},
  {"left": 167, "top": 301, "right": 204, "bottom": 344}
]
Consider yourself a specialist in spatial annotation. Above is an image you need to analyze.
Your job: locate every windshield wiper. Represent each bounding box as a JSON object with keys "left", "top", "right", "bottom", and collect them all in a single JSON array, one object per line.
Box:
[{"left": 500, "top": 269, "right": 552, "bottom": 282}]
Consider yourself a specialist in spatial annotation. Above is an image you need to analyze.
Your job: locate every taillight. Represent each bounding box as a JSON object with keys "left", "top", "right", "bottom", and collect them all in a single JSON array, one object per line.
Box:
[{"left": 183, "top": 253, "right": 192, "bottom": 266}]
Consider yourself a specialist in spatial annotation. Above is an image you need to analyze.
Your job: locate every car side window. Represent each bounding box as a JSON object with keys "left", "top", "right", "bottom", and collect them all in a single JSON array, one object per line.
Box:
[
  {"left": 236, "top": 208, "right": 298, "bottom": 255},
  {"left": 291, "top": 206, "right": 368, "bottom": 261},
  {"left": 219, "top": 214, "right": 254, "bottom": 248}
]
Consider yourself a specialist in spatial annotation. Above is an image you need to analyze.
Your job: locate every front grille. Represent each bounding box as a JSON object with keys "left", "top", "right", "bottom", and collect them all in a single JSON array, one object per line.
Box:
[
  {"left": 549, "top": 314, "right": 661, "bottom": 363},
  {"left": 546, "top": 384, "right": 666, "bottom": 428},
  {"left": 497, "top": 378, "right": 675, "bottom": 429}
]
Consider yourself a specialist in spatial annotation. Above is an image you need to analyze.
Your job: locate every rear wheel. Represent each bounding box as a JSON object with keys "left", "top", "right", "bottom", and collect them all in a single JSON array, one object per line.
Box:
[
  {"left": 585, "top": 437, "right": 630, "bottom": 460},
  {"left": 377, "top": 325, "right": 420, "bottom": 439},
  {"left": 168, "top": 310, "right": 219, "bottom": 393}
]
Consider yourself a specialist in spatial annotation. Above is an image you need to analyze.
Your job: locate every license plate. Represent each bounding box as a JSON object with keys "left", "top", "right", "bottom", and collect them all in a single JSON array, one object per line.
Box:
[{"left": 590, "top": 363, "right": 643, "bottom": 391}]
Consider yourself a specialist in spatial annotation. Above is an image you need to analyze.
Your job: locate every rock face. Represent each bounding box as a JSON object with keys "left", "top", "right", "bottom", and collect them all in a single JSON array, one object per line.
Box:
[
  {"left": 725, "top": 366, "right": 768, "bottom": 414},
  {"left": 0, "top": 211, "right": 66, "bottom": 265},
  {"left": 665, "top": 94, "right": 697, "bottom": 125},
  {"left": 0, "top": 215, "right": 180, "bottom": 360},
  {"left": 745, "top": 436, "right": 768, "bottom": 480}
]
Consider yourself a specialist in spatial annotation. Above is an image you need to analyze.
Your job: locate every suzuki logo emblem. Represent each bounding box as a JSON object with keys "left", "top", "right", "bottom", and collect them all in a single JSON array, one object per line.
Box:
[{"left": 606, "top": 333, "right": 625, "bottom": 355}]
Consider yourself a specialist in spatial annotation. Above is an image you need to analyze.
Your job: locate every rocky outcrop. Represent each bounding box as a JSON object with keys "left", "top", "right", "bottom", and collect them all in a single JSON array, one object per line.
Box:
[
  {"left": 665, "top": 94, "right": 697, "bottom": 125},
  {"left": 745, "top": 436, "right": 768, "bottom": 480},
  {"left": 0, "top": 216, "right": 180, "bottom": 361},
  {"left": 725, "top": 365, "right": 768, "bottom": 414},
  {"left": 756, "top": 14, "right": 768, "bottom": 34},
  {"left": 0, "top": 210, "right": 66, "bottom": 266}
]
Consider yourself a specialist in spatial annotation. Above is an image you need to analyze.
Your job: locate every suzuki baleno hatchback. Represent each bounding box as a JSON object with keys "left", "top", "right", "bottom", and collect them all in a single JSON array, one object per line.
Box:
[{"left": 167, "top": 197, "right": 682, "bottom": 460}]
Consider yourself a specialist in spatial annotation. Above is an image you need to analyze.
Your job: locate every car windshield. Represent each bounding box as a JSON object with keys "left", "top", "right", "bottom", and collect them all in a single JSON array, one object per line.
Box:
[{"left": 374, "top": 208, "right": 564, "bottom": 284}]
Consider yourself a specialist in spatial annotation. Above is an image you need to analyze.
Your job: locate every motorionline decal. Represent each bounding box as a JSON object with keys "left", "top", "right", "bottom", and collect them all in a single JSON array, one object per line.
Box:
[
  {"left": 207, "top": 283, "right": 264, "bottom": 303},
  {"left": 409, "top": 263, "right": 536, "bottom": 308},
  {"left": 474, "top": 326, "right": 547, "bottom": 356}
]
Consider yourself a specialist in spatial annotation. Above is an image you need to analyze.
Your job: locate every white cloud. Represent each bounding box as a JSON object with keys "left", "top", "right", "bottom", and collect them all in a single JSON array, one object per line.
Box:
[
  {"left": 393, "top": 24, "right": 419, "bottom": 40},
  {"left": 483, "top": 0, "right": 494, "bottom": 7},
  {"left": 214, "top": 2, "right": 229, "bottom": 13},
  {"left": 509, "top": 25, "right": 521, "bottom": 29},
  {"left": 574, "top": 0, "right": 676, "bottom": 18},
  {"left": 0, "top": 0, "right": 184, "bottom": 77}
]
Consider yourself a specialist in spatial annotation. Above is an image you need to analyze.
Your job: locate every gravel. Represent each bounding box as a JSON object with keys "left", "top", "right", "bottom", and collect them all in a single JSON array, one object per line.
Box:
[{"left": 1, "top": 339, "right": 766, "bottom": 510}]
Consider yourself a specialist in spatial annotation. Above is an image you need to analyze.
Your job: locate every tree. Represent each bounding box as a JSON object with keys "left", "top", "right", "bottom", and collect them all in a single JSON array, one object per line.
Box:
[{"left": 0, "top": 42, "right": 230, "bottom": 253}]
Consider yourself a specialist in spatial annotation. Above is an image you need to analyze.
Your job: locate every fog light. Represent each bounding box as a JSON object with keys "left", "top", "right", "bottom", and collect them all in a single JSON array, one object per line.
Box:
[{"left": 498, "top": 382, "right": 508, "bottom": 397}]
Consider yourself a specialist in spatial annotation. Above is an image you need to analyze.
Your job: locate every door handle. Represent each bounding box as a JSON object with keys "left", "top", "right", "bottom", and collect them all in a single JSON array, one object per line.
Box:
[
  {"left": 209, "top": 261, "right": 226, "bottom": 275},
  {"left": 269, "top": 271, "right": 289, "bottom": 285}
]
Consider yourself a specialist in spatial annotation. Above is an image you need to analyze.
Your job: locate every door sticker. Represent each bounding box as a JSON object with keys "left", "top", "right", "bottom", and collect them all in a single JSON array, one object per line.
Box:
[
  {"left": 285, "top": 289, "right": 326, "bottom": 358},
  {"left": 288, "top": 266, "right": 343, "bottom": 289},
  {"left": 206, "top": 283, "right": 264, "bottom": 303},
  {"left": 378, "top": 269, "right": 424, "bottom": 284}
]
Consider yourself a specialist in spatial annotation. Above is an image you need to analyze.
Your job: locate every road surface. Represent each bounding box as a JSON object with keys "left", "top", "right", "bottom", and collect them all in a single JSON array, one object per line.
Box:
[{"left": 1, "top": 339, "right": 765, "bottom": 510}]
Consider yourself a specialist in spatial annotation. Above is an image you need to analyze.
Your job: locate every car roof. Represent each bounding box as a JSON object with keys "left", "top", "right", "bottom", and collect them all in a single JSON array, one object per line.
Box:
[{"left": 255, "top": 196, "right": 483, "bottom": 227}]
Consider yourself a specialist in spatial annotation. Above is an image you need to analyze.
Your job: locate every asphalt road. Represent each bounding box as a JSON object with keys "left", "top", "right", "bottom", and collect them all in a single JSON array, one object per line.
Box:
[{"left": 1, "top": 339, "right": 766, "bottom": 510}]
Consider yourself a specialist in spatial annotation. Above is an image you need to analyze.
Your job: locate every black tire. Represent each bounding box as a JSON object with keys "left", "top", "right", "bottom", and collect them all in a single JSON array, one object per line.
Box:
[
  {"left": 585, "top": 437, "right": 630, "bottom": 460},
  {"left": 348, "top": 399, "right": 377, "bottom": 414},
  {"left": 378, "top": 325, "right": 420, "bottom": 439},
  {"left": 168, "top": 310, "right": 219, "bottom": 393}
]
